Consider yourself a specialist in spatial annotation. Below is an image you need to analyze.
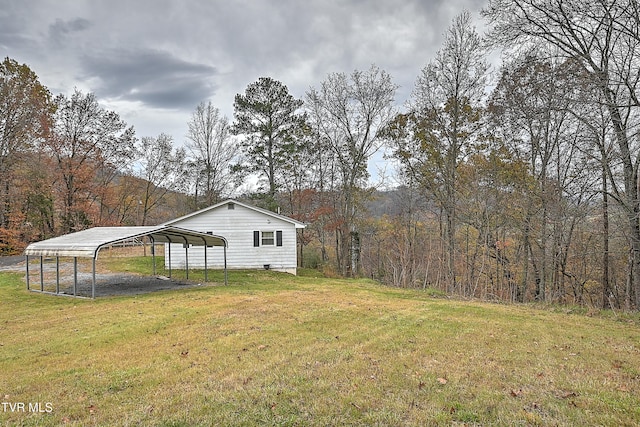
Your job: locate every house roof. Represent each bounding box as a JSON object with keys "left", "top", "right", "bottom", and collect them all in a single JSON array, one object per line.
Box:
[
  {"left": 162, "top": 199, "right": 307, "bottom": 229},
  {"left": 24, "top": 226, "right": 227, "bottom": 259}
]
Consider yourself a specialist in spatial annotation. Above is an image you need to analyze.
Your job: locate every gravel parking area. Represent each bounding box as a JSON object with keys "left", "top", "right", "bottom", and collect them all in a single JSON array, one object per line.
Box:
[
  {"left": 1, "top": 256, "right": 209, "bottom": 298},
  {"left": 56, "top": 272, "right": 206, "bottom": 297}
]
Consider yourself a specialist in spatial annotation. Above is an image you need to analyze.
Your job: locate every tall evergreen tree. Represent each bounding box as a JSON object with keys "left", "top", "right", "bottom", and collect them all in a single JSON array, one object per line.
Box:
[{"left": 233, "top": 77, "right": 305, "bottom": 211}]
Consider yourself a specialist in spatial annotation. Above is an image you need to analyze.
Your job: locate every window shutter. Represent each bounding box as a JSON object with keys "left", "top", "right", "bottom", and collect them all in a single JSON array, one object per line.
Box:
[
  {"left": 253, "top": 231, "right": 260, "bottom": 247},
  {"left": 276, "top": 230, "right": 283, "bottom": 247}
]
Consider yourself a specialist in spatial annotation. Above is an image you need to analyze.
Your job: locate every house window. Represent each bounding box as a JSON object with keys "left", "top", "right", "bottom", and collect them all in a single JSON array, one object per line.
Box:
[
  {"left": 253, "top": 230, "right": 283, "bottom": 247},
  {"left": 262, "top": 231, "right": 275, "bottom": 246}
]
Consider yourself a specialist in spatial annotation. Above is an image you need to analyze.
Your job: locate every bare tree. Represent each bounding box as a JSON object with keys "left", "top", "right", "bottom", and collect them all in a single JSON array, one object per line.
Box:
[
  {"left": 484, "top": 0, "right": 640, "bottom": 308},
  {"left": 135, "top": 133, "right": 188, "bottom": 225},
  {"left": 389, "top": 12, "right": 489, "bottom": 292},
  {"left": 186, "top": 101, "right": 237, "bottom": 207},
  {"left": 306, "top": 65, "right": 397, "bottom": 276}
]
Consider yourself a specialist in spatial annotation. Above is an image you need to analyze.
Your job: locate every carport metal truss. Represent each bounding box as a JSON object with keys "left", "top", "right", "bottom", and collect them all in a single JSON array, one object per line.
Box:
[{"left": 23, "top": 226, "right": 228, "bottom": 298}]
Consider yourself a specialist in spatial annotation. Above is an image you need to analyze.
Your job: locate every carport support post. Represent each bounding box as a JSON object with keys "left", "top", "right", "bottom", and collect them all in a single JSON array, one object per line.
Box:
[
  {"left": 184, "top": 237, "right": 189, "bottom": 280},
  {"left": 25, "top": 255, "right": 30, "bottom": 290},
  {"left": 40, "top": 256, "right": 44, "bottom": 291},
  {"left": 73, "top": 257, "right": 78, "bottom": 296},
  {"left": 224, "top": 245, "right": 228, "bottom": 285},
  {"left": 150, "top": 236, "right": 156, "bottom": 275},
  {"left": 56, "top": 257, "right": 60, "bottom": 294},
  {"left": 92, "top": 257, "right": 96, "bottom": 299},
  {"left": 168, "top": 243, "right": 172, "bottom": 279},
  {"left": 201, "top": 237, "right": 208, "bottom": 282}
]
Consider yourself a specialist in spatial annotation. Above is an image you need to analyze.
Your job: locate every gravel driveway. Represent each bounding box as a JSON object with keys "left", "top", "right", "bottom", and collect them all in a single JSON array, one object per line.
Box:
[{"left": 0, "top": 255, "right": 24, "bottom": 268}]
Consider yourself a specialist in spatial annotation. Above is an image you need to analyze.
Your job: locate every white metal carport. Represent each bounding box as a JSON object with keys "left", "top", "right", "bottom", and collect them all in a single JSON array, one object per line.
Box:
[{"left": 23, "top": 225, "right": 228, "bottom": 298}]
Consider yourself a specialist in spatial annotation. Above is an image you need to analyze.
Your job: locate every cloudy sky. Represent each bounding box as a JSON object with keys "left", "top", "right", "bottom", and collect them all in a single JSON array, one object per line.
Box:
[{"left": 1, "top": 0, "right": 489, "bottom": 178}]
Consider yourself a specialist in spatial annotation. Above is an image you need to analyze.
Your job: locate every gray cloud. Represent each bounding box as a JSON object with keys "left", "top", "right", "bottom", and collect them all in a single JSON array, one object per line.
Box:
[
  {"left": 80, "top": 49, "right": 218, "bottom": 109},
  {"left": 0, "top": 2, "right": 35, "bottom": 51},
  {"left": 0, "top": 0, "right": 490, "bottom": 140},
  {"left": 49, "top": 17, "right": 91, "bottom": 45}
]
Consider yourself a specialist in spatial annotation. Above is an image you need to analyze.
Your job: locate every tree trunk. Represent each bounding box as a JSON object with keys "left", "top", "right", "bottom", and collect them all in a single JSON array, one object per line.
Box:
[
  {"left": 350, "top": 229, "right": 361, "bottom": 276},
  {"left": 629, "top": 207, "right": 640, "bottom": 309},
  {"left": 1, "top": 176, "right": 9, "bottom": 229},
  {"left": 602, "top": 159, "right": 610, "bottom": 309},
  {"left": 445, "top": 204, "right": 456, "bottom": 293},
  {"left": 607, "top": 98, "right": 640, "bottom": 309}
]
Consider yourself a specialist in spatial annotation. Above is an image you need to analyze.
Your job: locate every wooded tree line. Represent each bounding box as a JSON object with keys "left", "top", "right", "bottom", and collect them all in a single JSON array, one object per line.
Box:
[{"left": 1, "top": 1, "right": 639, "bottom": 309}]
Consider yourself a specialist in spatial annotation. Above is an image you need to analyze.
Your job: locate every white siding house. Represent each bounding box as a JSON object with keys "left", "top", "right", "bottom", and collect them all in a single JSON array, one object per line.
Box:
[{"left": 162, "top": 199, "right": 306, "bottom": 274}]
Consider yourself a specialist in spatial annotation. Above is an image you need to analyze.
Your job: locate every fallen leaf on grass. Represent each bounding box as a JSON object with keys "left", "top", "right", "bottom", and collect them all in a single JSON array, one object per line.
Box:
[
  {"left": 510, "top": 389, "right": 523, "bottom": 398},
  {"left": 437, "top": 377, "right": 448, "bottom": 385},
  {"left": 558, "top": 391, "right": 578, "bottom": 399}
]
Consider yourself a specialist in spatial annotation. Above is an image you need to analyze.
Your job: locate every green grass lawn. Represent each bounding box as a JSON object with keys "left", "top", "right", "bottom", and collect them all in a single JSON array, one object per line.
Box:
[{"left": 1, "top": 257, "right": 639, "bottom": 426}]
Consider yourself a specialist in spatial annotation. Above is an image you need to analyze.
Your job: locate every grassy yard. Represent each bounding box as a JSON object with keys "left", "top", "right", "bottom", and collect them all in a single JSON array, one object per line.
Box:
[{"left": 1, "top": 257, "right": 639, "bottom": 426}]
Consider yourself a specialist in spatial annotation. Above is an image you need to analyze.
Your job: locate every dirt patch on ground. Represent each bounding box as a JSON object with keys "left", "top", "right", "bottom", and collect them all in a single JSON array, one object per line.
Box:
[{"left": 1, "top": 257, "right": 211, "bottom": 298}]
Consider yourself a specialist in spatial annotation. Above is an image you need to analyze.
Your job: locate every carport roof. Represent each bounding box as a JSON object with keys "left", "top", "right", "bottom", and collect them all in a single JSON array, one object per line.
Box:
[{"left": 24, "top": 226, "right": 227, "bottom": 258}]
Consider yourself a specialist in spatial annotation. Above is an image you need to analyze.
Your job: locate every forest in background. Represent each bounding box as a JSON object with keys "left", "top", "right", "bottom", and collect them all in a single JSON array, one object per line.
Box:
[{"left": 2, "top": 1, "right": 640, "bottom": 310}]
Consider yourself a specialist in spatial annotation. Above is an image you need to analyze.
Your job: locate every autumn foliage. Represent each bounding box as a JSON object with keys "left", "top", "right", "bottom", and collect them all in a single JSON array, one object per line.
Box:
[{"left": 3, "top": 0, "right": 640, "bottom": 315}]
